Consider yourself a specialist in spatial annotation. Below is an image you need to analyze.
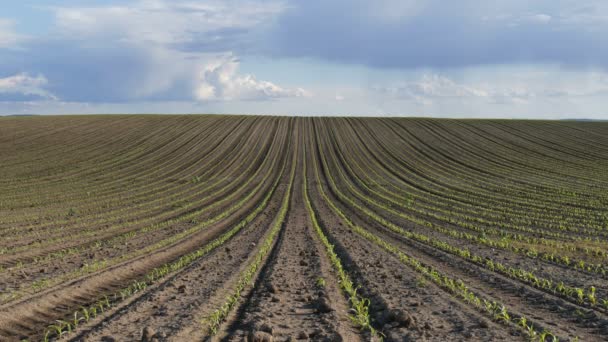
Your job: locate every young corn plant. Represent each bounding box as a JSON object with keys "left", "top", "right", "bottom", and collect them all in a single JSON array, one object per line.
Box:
[
  {"left": 39, "top": 163, "right": 287, "bottom": 342},
  {"left": 303, "top": 150, "right": 381, "bottom": 340},
  {"left": 72, "top": 312, "right": 83, "bottom": 329},
  {"left": 202, "top": 145, "right": 296, "bottom": 336},
  {"left": 90, "top": 306, "right": 98, "bottom": 319},
  {"left": 48, "top": 324, "right": 63, "bottom": 338},
  {"left": 493, "top": 305, "right": 511, "bottom": 323},
  {"left": 310, "top": 141, "right": 560, "bottom": 341},
  {"left": 587, "top": 286, "right": 597, "bottom": 306},
  {"left": 575, "top": 288, "right": 585, "bottom": 304},
  {"left": 516, "top": 316, "right": 527, "bottom": 328},
  {"left": 348, "top": 292, "right": 373, "bottom": 331},
  {"left": 316, "top": 277, "right": 326, "bottom": 288},
  {"left": 538, "top": 330, "right": 558, "bottom": 342},
  {"left": 80, "top": 306, "right": 91, "bottom": 322}
]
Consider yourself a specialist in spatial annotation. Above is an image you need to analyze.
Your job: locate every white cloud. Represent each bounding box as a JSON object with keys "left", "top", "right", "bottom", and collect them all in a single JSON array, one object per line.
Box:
[
  {"left": 486, "top": 12, "right": 553, "bottom": 27},
  {"left": 376, "top": 74, "right": 489, "bottom": 105},
  {"left": 195, "top": 57, "right": 310, "bottom": 101},
  {"left": 0, "top": 73, "right": 57, "bottom": 100},
  {"left": 53, "top": 0, "right": 285, "bottom": 47},
  {"left": 335, "top": 94, "right": 345, "bottom": 101},
  {"left": 374, "top": 72, "right": 608, "bottom": 106},
  {"left": 528, "top": 13, "right": 552, "bottom": 23},
  {"left": 36, "top": 0, "right": 300, "bottom": 103},
  {"left": 0, "top": 19, "right": 22, "bottom": 48}
]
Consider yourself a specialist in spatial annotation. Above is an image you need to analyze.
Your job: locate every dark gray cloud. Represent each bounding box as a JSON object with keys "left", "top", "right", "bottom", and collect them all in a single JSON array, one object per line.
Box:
[
  {"left": 2, "top": 0, "right": 607, "bottom": 108},
  {"left": 266, "top": 0, "right": 608, "bottom": 69}
]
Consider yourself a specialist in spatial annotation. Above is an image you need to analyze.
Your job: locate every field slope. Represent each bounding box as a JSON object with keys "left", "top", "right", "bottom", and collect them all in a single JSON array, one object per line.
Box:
[{"left": 1, "top": 115, "right": 608, "bottom": 341}]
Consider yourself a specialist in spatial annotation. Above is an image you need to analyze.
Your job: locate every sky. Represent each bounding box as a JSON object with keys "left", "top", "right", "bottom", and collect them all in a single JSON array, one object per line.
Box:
[{"left": 1, "top": 1, "right": 608, "bottom": 118}]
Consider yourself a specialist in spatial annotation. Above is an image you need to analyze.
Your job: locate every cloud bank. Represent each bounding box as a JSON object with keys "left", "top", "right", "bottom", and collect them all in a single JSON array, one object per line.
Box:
[
  {"left": 1, "top": 0, "right": 608, "bottom": 118},
  {"left": 268, "top": 0, "right": 608, "bottom": 69},
  {"left": 374, "top": 72, "right": 608, "bottom": 106}
]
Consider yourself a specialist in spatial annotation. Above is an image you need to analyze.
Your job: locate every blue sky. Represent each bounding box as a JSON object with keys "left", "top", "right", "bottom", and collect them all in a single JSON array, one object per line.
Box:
[{"left": 1, "top": 0, "right": 608, "bottom": 118}]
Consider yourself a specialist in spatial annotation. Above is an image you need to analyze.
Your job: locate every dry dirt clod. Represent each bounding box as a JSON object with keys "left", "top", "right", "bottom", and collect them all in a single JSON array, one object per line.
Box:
[
  {"left": 258, "top": 322, "right": 274, "bottom": 335},
  {"left": 296, "top": 331, "right": 308, "bottom": 340},
  {"left": 267, "top": 283, "right": 278, "bottom": 293},
  {"left": 248, "top": 331, "right": 273, "bottom": 342},
  {"left": 308, "top": 329, "right": 322, "bottom": 338},
  {"left": 316, "top": 297, "right": 333, "bottom": 313},
  {"left": 141, "top": 326, "right": 158, "bottom": 342},
  {"left": 391, "top": 309, "right": 416, "bottom": 328}
]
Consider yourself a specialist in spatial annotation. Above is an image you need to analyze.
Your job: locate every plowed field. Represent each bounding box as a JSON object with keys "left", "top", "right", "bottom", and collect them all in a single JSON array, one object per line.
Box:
[{"left": 1, "top": 115, "right": 608, "bottom": 341}]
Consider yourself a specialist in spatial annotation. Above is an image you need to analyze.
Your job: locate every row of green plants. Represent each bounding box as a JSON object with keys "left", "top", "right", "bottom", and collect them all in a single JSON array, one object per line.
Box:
[
  {"left": 1, "top": 116, "right": 208, "bottom": 206},
  {"left": 202, "top": 139, "right": 297, "bottom": 335},
  {"left": 431, "top": 121, "right": 600, "bottom": 195},
  {"left": 20, "top": 121, "right": 275, "bottom": 246},
  {"left": 302, "top": 148, "right": 380, "bottom": 338},
  {"left": 394, "top": 119, "right": 607, "bottom": 209},
  {"left": 350, "top": 145, "right": 608, "bottom": 243},
  {"left": 324, "top": 126, "right": 608, "bottom": 280},
  {"left": 0, "top": 115, "right": 150, "bottom": 190},
  {"left": 476, "top": 120, "right": 608, "bottom": 187},
  {"left": 343, "top": 119, "right": 608, "bottom": 237},
  {"left": 0, "top": 121, "right": 274, "bottom": 270},
  {"left": 0, "top": 118, "right": 258, "bottom": 236},
  {"left": 332, "top": 123, "right": 608, "bottom": 248},
  {"left": 0, "top": 117, "right": 260, "bottom": 243},
  {"left": 309, "top": 135, "right": 560, "bottom": 341},
  {"left": 39, "top": 130, "right": 291, "bottom": 341},
  {"left": 1, "top": 131, "right": 288, "bottom": 304},
  {"left": 318, "top": 126, "right": 607, "bottom": 311},
  {"left": 360, "top": 118, "right": 606, "bottom": 224}
]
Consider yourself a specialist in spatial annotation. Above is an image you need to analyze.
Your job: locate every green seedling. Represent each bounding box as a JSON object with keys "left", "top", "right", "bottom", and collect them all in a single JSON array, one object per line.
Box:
[
  {"left": 538, "top": 330, "right": 557, "bottom": 342},
  {"left": 587, "top": 286, "right": 597, "bottom": 306},
  {"left": 494, "top": 305, "right": 511, "bottom": 323},
  {"left": 80, "top": 306, "right": 90, "bottom": 322},
  {"left": 416, "top": 276, "right": 427, "bottom": 288},
  {"left": 316, "top": 277, "right": 326, "bottom": 288},
  {"left": 575, "top": 288, "right": 585, "bottom": 304}
]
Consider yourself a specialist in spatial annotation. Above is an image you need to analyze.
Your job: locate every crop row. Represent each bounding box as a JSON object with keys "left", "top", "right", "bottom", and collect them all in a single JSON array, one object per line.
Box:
[
  {"left": 308, "top": 124, "right": 559, "bottom": 341},
  {"left": 201, "top": 126, "right": 297, "bottom": 335}
]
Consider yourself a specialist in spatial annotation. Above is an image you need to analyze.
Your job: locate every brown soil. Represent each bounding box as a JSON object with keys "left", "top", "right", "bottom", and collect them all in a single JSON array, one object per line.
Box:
[
  {"left": 0, "top": 116, "right": 607, "bottom": 342},
  {"left": 220, "top": 144, "right": 362, "bottom": 342}
]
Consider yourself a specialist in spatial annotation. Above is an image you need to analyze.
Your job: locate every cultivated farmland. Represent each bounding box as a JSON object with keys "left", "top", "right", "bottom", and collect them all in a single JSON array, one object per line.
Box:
[{"left": 1, "top": 115, "right": 608, "bottom": 341}]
